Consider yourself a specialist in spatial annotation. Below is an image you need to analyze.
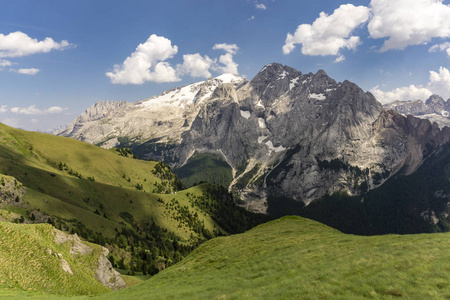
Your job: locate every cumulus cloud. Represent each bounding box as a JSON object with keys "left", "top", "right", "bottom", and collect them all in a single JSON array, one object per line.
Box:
[
  {"left": 368, "top": 0, "right": 450, "bottom": 52},
  {"left": 10, "top": 105, "right": 67, "bottom": 115},
  {"left": 429, "top": 42, "right": 450, "bottom": 58},
  {"left": 0, "top": 105, "right": 7, "bottom": 113},
  {"left": 11, "top": 68, "right": 40, "bottom": 75},
  {"left": 428, "top": 66, "right": 450, "bottom": 98},
  {"left": 0, "top": 31, "right": 71, "bottom": 58},
  {"left": 370, "top": 85, "right": 433, "bottom": 104},
  {"left": 370, "top": 66, "right": 450, "bottom": 103},
  {"left": 176, "top": 43, "right": 240, "bottom": 78},
  {"left": 0, "top": 59, "right": 12, "bottom": 68},
  {"left": 2, "top": 118, "right": 20, "bottom": 128},
  {"left": 282, "top": 4, "right": 370, "bottom": 56},
  {"left": 177, "top": 53, "right": 214, "bottom": 78},
  {"left": 256, "top": 3, "right": 267, "bottom": 10},
  {"left": 216, "top": 53, "right": 238, "bottom": 74},
  {"left": 46, "top": 106, "right": 66, "bottom": 114},
  {"left": 334, "top": 55, "right": 346, "bottom": 63},
  {"left": 212, "top": 43, "right": 239, "bottom": 55},
  {"left": 212, "top": 43, "right": 239, "bottom": 74},
  {"left": 106, "top": 34, "right": 180, "bottom": 84}
]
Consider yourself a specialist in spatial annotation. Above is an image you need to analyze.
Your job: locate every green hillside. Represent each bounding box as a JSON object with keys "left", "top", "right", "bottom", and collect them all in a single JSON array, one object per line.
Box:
[
  {"left": 0, "top": 222, "right": 109, "bottom": 296},
  {"left": 0, "top": 123, "right": 267, "bottom": 284},
  {"left": 91, "top": 216, "right": 450, "bottom": 299},
  {"left": 1, "top": 214, "right": 449, "bottom": 299}
]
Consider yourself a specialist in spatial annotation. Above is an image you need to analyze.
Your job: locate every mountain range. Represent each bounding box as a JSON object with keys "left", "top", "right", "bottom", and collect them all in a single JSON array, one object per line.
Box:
[
  {"left": 384, "top": 94, "right": 450, "bottom": 128},
  {"left": 57, "top": 63, "right": 450, "bottom": 231}
]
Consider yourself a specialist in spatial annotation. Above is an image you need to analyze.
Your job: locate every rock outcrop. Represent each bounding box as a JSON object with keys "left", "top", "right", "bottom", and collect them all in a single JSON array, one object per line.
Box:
[{"left": 53, "top": 229, "right": 126, "bottom": 290}]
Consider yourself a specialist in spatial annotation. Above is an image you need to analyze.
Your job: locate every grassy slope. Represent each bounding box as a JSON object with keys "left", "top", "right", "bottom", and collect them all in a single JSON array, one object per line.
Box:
[
  {"left": 0, "top": 122, "right": 217, "bottom": 239},
  {"left": 0, "top": 123, "right": 267, "bottom": 297},
  {"left": 0, "top": 222, "right": 108, "bottom": 296},
  {"left": 95, "top": 216, "right": 450, "bottom": 299}
]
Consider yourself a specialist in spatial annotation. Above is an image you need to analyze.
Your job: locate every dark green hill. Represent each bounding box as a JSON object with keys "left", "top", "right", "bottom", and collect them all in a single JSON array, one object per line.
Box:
[{"left": 174, "top": 153, "right": 233, "bottom": 188}]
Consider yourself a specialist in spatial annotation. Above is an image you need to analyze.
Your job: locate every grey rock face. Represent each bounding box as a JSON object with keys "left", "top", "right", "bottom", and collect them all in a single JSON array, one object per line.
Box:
[
  {"left": 95, "top": 248, "right": 127, "bottom": 291},
  {"left": 58, "top": 64, "right": 450, "bottom": 213}
]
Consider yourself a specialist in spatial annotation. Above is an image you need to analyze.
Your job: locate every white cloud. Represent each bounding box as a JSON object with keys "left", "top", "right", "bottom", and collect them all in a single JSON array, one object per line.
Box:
[
  {"left": 371, "top": 85, "right": 433, "bottom": 104},
  {"left": 177, "top": 43, "right": 240, "bottom": 78},
  {"left": 217, "top": 53, "right": 239, "bottom": 74},
  {"left": 248, "top": 16, "right": 255, "bottom": 21},
  {"left": 334, "top": 55, "right": 345, "bottom": 63},
  {"left": 0, "top": 31, "right": 71, "bottom": 58},
  {"left": 368, "top": 0, "right": 450, "bottom": 52},
  {"left": 2, "top": 118, "right": 20, "bottom": 128},
  {"left": 106, "top": 34, "right": 180, "bottom": 84},
  {"left": 11, "top": 105, "right": 42, "bottom": 115},
  {"left": 46, "top": 106, "right": 66, "bottom": 114},
  {"left": 256, "top": 3, "right": 267, "bottom": 10},
  {"left": 370, "top": 66, "right": 450, "bottom": 103},
  {"left": 282, "top": 4, "right": 370, "bottom": 56},
  {"left": 0, "top": 59, "right": 12, "bottom": 68},
  {"left": 11, "top": 68, "right": 40, "bottom": 75},
  {"left": 212, "top": 43, "right": 239, "bottom": 74},
  {"left": 177, "top": 53, "right": 214, "bottom": 78},
  {"left": 429, "top": 42, "right": 450, "bottom": 58},
  {"left": 428, "top": 66, "right": 450, "bottom": 98},
  {"left": 213, "top": 43, "right": 239, "bottom": 55},
  {"left": 10, "top": 105, "right": 67, "bottom": 115},
  {"left": 0, "top": 105, "right": 7, "bottom": 113}
]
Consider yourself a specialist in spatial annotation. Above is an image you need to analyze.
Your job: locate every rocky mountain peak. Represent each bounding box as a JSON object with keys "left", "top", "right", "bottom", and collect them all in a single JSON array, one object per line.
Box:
[
  {"left": 309, "top": 69, "right": 337, "bottom": 92},
  {"left": 248, "top": 63, "right": 303, "bottom": 101},
  {"left": 384, "top": 93, "right": 450, "bottom": 129},
  {"left": 425, "top": 94, "right": 445, "bottom": 112},
  {"left": 426, "top": 94, "right": 444, "bottom": 104}
]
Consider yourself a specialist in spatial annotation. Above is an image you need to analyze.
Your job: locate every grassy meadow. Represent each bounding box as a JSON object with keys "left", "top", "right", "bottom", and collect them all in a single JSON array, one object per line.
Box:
[
  {"left": 0, "top": 222, "right": 108, "bottom": 296},
  {"left": 95, "top": 216, "right": 450, "bottom": 299}
]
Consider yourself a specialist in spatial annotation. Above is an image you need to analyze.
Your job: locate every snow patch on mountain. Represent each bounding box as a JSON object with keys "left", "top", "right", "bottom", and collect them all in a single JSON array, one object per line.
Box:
[
  {"left": 309, "top": 93, "right": 326, "bottom": 100},
  {"left": 258, "top": 118, "right": 266, "bottom": 128},
  {"left": 265, "top": 140, "right": 286, "bottom": 153},
  {"left": 240, "top": 110, "right": 251, "bottom": 119}
]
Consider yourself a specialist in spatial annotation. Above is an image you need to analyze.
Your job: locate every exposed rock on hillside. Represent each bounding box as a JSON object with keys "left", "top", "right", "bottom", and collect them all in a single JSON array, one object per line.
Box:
[
  {"left": 53, "top": 229, "right": 126, "bottom": 290},
  {"left": 0, "top": 175, "right": 26, "bottom": 205}
]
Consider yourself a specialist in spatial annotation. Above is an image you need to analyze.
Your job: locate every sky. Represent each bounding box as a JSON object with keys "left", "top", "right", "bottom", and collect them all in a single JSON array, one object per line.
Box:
[{"left": 1, "top": 0, "right": 450, "bottom": 131}]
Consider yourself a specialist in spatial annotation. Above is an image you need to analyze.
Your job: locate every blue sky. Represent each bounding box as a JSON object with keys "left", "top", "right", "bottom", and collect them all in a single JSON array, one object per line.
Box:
[{"left": 1, "top": 0, "right": 450, "bottom": 131}]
